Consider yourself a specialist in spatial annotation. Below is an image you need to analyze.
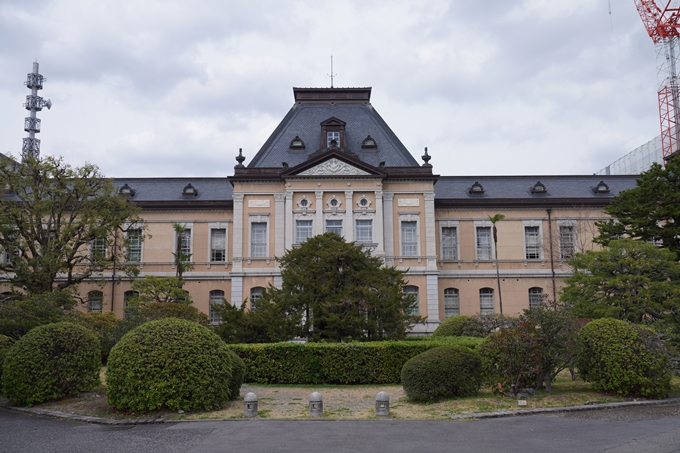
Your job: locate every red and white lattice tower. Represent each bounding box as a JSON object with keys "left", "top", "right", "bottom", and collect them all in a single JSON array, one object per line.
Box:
[{"left": 635, "top": 0, "right": 680, "bottom": 162}]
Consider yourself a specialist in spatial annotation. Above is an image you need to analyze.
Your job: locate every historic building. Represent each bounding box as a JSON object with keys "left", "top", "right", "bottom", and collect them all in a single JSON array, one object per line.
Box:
[{"left": 68, "top": 87, "right": 638, "bottom": 333}]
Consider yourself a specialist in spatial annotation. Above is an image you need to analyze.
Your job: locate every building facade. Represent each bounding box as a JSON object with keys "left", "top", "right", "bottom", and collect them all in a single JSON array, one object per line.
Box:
[{"left": 44, "top": 87, "right": 640, "bottom": 333}]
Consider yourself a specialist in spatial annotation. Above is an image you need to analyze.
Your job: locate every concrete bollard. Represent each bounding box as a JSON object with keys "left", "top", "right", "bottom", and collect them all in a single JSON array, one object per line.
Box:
[
  {"left": 375, "top": 391, "right": 390, "bottom": 416},
  {"left": 309, "top": 392, "right": 323, "bottom": 417},
  {"left": 244, "top": 392, "right": 258, "bottom": 418}
]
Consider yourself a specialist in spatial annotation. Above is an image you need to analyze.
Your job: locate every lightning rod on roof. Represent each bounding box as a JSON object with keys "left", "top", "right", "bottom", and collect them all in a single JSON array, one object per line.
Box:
[{"left": 328, "top": 55, "right": 337, "bottom": 88}]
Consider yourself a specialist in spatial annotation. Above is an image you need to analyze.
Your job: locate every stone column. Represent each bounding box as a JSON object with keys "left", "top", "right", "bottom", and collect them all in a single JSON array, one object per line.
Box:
[
  {"left": 285, "top": 191, "right": 293, "bottom": 250},
  {"left": 344, "top": 191, "right": 354, "bottom": 242},
  {"left": 274, "top": 193, "right": 286, "bottom": 257},
  {"left": 374, "top": 190, "right": 384, "bottom": 256},
  {"left": 315, "top": 191, "right": 324, "bottom": 236},
  {"left": 231, "top": 194, "right": 244, "bottom": 272},
  {"left": 424, "top": 192, "right": 437, "bottom": 270},
  {"left": 383, "top": 192, "right": 394, "bottom": 266}
]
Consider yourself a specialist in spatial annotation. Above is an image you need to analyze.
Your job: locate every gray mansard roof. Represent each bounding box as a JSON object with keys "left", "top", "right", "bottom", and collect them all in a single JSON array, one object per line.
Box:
[
  {"left": 247, "top": 88, "right": 419, "bottom": 169},
  {"left": 113, "top": 177, "right": 232, "bottom": 209}
]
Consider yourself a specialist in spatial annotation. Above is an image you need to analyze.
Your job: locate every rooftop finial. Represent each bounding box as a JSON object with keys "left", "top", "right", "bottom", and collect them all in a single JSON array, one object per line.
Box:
[
  {"left": 328, "top": 55, "right": 337, "bottom": 88},
  {"left": 235, "top": 148, "right": 246, "bottom": 168},
  {"left": 421, "top": 147, "right": 432, "bottom": 167}
]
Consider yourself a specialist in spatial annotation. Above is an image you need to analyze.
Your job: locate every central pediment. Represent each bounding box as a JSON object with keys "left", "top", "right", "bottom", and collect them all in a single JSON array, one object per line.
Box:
[{"left": 298, "top": 158, "right": 371, "bottom": 176}]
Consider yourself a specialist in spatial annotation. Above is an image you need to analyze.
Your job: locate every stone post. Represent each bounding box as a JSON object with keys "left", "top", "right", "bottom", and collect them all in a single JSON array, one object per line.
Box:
[
  {"left": 309, "top": 392, "right": 323, "bottom": 417},
  {"left": 375, "top": 391, "right": 390, "bottom": 416},
  {"left": 244, "top": 392, "right": 258, "bottom": 418}
]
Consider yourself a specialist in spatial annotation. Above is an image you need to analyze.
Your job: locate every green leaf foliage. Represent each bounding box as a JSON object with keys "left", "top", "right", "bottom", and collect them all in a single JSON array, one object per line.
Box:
[
  {"left": 0, "top": 334, "right": 15, "bottom": 386},
  {"left": 596, "top": 158, "right": 680, "bottom": 254},
  {"left": 1, "top": 322, "right": 101, "bottom": 406},
  {"left": 576, "top": 318, "right": 671, "bottom": 399},
  {"left": 433, "top": 316, "right": 487, "bottom": 338},
  {"left": 228, "top": 338, "right": 482, "bottom": 385},
  {"left": 0, "top": 154, "right": 143, "bottom": 295},
  {"left": 106, "top": 318, "right": 235, "bottom": 411},
  {"left": 128, "top": 276, "right": 192, "bottom": 305},
  {"left": 0, "top": 290, "right": 77, "bottom": 340},
  {"left": 562, "top": 239, "right": 680, "bottom": 325},
  {"left": 75, "top": 311, "right": 122, "bottom": 364},
  {"left": 268, "top": 233, "right": 424, "bottom": 342},
  {"left": 401, "top": 346, "right": 483, "bottom": 402}
]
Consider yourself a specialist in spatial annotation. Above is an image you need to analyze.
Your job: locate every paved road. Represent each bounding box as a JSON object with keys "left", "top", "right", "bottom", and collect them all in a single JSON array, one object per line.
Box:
[{"left": 1, "top": 405, "right": 679, "bottom": 453}]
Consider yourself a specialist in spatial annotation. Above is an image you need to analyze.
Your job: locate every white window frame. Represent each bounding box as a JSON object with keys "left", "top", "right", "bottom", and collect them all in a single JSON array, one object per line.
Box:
[
  {"left": 90, "top": 237, "right": 107, "bottom": 261},
  {"left": 209, "top": 290, "right": 225, "bottom": 324},
  {"left": 250, "top": 287, "right": 264, "bottom": 311},
  {"left": 439, "top": 220, "right": 459, "bottom": 261},
  {"left": 126, "top": 227, "right": 143, "bottom": 263},
  {"left": 480, "top": 288, "right": 494, "bottom": 315},
  {"left": 399, "top": 214, "right": 419, "bottom": 257},
  {"left": 523, "top": 220, "right": 542, "bottom": 260},
  {"left": 88, "top": 291, "right": 103, "bottom": 313},
  {"left": 123, "top": 290, "right": 138, "bottom": 319},
  {"left": 209, "top": 222, "right": 228, "bottom": 263},
  {"left": 403, "top": 285, "right": 419, "bottom": 316},
  {"left": 355, "top": 219, "right": 373, "bottom": 243},
  {"left": 557, "top": 220, "right": 577, "bottom": 261},
  {"left": 296, "top": 219, "right": 314, "bottom": 244},
  {"left": 444, "top": 288, "right": 460, "bottom": 318},
  {"left": 327, "top": 131, "right": 340, "bottom": 147},
  {"left": 529, "top": 287, "right": 543, "bottom": 308},
  {"left": 325, "top": 219, "right": 343, "bottom": 236},
  {"left": 475, "top": 221, "right": 493, "bottom": 261},
  {"left": 173, "top": 222, "right": 194, "bottom": 261},
  {"left": 249, "top": 215, "right": 269, "bottom": 258}
]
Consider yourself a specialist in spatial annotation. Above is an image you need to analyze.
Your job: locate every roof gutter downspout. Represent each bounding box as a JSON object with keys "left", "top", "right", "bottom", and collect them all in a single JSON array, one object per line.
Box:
[{"left": 546, "top": 208, "right": 557, "bottom": 301}]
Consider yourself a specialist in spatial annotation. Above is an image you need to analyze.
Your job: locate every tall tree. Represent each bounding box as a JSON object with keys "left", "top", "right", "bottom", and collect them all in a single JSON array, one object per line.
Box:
[
  {"left": 266, "top": 233, "right": 423, "bottom": 342},
  {"left": 596, "top": 158, "right": 680, "bottom": 254},
  {"left": 0, "top": 155, "right": 143, "bottom": 296},
  {"left": 561, "top": 239, "right": 680, "bottom": 326}
]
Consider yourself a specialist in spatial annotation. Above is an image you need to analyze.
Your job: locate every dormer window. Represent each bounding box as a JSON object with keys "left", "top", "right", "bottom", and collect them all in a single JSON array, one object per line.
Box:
[
  {"left": 468, "top": 181, "right": 484, "bottom": 195},
  {"left": 182, "top": 183, "right": 198, "bottom": 197},
  {"left": 320, "top": 117, "right": 347, "bottom": 149},
  {"left": 119, "top": 183, "right": 135, "bottom": 197},
  {"left": 593, "top": 181, "right": 610, "bottom": 194},
  {"left": 361, "top": 135, "right": 377, "bottom": 150},
  {"left": 290, "top": 135, "right": 305, "bottom": 150},
  {"left": 530, "top": 181, "right": 547, "bottom": 194}
]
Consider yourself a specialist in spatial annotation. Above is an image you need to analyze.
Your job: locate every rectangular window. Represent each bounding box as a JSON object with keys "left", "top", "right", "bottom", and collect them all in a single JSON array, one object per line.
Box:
[
  {"left": 441, "top": 227, "right": 458, "bottom": 260},
  {"left": 178, "top": 228, "right": 191, "bottom": 257},
  {"left": 476, "top": 227, "right": 492, "bottom": 260},
  {"left": 444, "top": 288, "right": 460, "bottom": 318},
  {"left": 126, "top": 229, "right": 142, "bottom": 262},
  {"left": 524, "top": 226, "right": 541, "bottom": 260},
  {"left": 325, "top": 219, "right": 343, "bottom": 236},
  {"left": 559, "top": 225, "right": 575, "bottom": 260},
  {"left": 401, "top": 221, "right": 418, "bottom": 256},
  {"left": 529, "top": 288, "right": 543, "bottom": 308},
  {"left": 404, "top": 286, "right": 419, "bottom": 316},
  {"left": 251, "top": 223, "right": 267, "bottom": 257},
  {"left": 209, "top": 290, "right": 224, "bottom": 324},
  {"left": 296, "top": 220, "right": 313, "bottom": 244},
  {"left": 88, "top": 292, "right": 103, "bottom": 313},
  {"left": 327, "top": 131, "right": 340, "bottom": 147},
  {"left": 356, "top": 219, "right": 373, "bottom": 243},
  {"left": 210, "top": 228, "right": 226, "bottom": 262},
  {"left": 90, "top": 237, "right": 107, "bottom": 261},
  {"left": 480, "top": 288, "right": 494, "bottom": 315}
]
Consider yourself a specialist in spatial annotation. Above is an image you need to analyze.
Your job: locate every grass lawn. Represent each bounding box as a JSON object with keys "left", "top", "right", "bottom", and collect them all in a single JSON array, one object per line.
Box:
[{"left": 28, "top": 370, "right": 680, "bottom": 421}]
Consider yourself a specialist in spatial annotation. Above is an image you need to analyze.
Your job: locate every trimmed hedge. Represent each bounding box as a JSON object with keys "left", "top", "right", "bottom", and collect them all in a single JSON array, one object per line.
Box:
[
  {"left": 227, "top": 350, "right": 245, "bottom": 401},
  {"left": 1, "top": 322, "right": 101, "bottom": 406},
  {"left": 401, "top": 346, "right": 483, "bottom": 402},
  {"left": 106, "top": 318, "right": 235, "bottom": 412},
  {"left": 229, "top": 337, "right": 483, "bottom": 385},
  {"left": 577, "top": 318, "right": 671, "bottom": 399},
  {"left": 0, "top": 334, "right": 15, "bottom": 388},
  {"left": 433, "top": 316, "right": 486, "bottom": 338}
]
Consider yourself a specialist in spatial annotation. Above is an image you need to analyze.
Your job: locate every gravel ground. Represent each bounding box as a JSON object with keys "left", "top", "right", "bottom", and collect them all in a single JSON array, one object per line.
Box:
[{"left": 557, "top": 401, "right": 680, "bottom": 422}]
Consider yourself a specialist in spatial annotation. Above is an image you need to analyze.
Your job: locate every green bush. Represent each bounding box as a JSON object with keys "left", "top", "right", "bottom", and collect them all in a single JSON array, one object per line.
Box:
[
  {"left": 76, "top": 311, "right": 122, "bottom": 364},
  {"left": 433, "top": 316, "right": 486, "bottom": 337},
  {"left": 227, "top": 350, "right": 245, "bottom": 401},
  {"left": 229, "top": 337, "right": 482, "bottom": 385},
  {"left": 1, "top": 322, "right": 101, "bottom": 406},
  {"left": 401, "top": 346, "right": 483, "bottom": 402},
  {"left": 106, "top": 318, "right": 234, "bottom": 411},
  {"left": 577, "top": 318, "right": 671, "bottom": 399},
  {"left": 0, "top": 334, "right": 15, "bottom": 387}
]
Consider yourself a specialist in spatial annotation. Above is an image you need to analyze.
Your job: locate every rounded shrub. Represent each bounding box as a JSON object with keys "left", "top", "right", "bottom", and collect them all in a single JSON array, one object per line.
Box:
[
  {"left": 1, "top": 322, "right": 101, "bottom": 406},
  {"left": 577, "top": 318, "right": 671, "bottom": 399},
  {"left": 0, "top": 334, "right": 15, "bottom": 387},
  {"left": 227, "top": 350, "right": 245, "bottom": 400},
  {"left": 106, "top": 318, "right": 234, "bottom": 411},
  {"left": 401, "top": 345, "right": 483, "bottom": 402},
  {"left": 433, "top": 316, "right": 486, "bottom": 338}
]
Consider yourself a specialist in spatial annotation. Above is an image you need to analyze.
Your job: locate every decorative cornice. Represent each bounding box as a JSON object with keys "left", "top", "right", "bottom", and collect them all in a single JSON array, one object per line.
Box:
[{"left": 299, "top": 158, "right": 371, "bottom": 176}]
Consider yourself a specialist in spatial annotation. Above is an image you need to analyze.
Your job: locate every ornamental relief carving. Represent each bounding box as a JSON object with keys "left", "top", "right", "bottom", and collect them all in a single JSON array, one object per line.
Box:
[
  {"left": 248, "top": 200, "right": 271, "bottom": 208},
  {"left": 299, "top": 158, "right": 371, "bottom": 176},
  {"left": 398, "top": 198, "right": 420, "bottom": 207}
]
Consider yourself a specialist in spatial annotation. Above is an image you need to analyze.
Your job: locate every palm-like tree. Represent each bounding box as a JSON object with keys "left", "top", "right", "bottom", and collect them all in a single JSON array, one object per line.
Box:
[{"left": 488, "top": 214, "right": 505, "bottom": 315}]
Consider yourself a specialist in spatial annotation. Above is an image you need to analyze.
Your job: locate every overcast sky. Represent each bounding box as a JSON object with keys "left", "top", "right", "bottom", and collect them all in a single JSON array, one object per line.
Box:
[{"left": 0, "top": 0, "right": 663, "bottom": 178}]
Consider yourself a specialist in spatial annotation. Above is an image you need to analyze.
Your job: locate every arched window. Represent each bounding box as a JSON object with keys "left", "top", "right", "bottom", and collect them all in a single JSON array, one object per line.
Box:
[
  {"left": 404, "top": 285, "right": 419, "bottom": 316},
  {"left": 250, "top": 287, "right": 265, "bottom": 312},
  {"left": 529, "top": 287, "right": 543, "bottom": 308},
  {"left": 444, "top": 288, "right": 459, "bottom": 318},
  {"left": 479, "top": 288, "right": 494, "bottom": 315},
  {"left": 209, "top": 290, "right": 225, "bottom": 324},
  {"left": 123, "top": 290, "right": 138, "bottom": 319},
  {"left": 88, "top": 291, "right": 103, "bottom": 313}
]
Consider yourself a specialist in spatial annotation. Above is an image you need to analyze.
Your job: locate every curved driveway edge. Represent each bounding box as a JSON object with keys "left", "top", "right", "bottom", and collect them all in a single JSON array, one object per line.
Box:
[{"left": 3, "top": 396, "right": 680, "bottom": 425}]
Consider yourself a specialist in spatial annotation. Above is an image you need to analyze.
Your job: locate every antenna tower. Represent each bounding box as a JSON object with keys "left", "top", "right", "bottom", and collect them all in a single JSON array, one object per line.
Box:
[{"left": 22, "top": 62, "right": 51, "bottom": 159}]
